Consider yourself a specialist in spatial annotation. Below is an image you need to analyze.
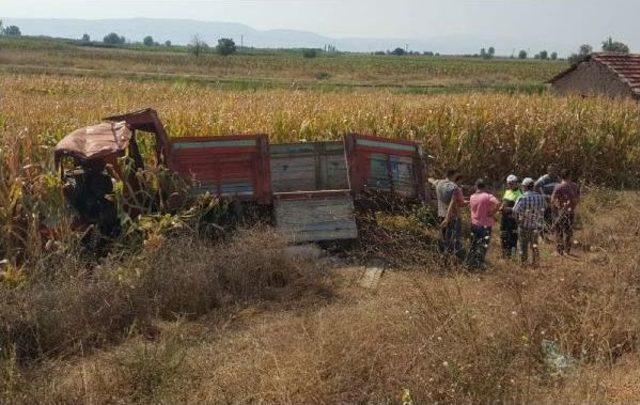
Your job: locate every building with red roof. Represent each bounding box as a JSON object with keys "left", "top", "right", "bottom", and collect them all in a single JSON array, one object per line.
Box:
[{"left": 549, "top": 53, "right": 640, "bottom": 100}]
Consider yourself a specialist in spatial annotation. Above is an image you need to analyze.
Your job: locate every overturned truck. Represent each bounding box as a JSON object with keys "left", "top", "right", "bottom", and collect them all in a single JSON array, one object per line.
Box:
[{"left": 54, "top": 108, "right": 427, "bottom": 243}]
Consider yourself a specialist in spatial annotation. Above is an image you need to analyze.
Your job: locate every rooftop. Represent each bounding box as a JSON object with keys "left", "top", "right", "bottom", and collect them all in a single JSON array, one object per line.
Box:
[{"left": 550, "top": 53, "right": 640, "bottom": 98}]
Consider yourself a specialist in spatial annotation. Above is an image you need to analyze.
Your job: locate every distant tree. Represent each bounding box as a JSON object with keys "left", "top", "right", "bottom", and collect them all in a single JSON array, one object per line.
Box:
[
  {"left": 568, "top": 44, "right": 593, "bottom": 65},
  {"left": 103, "top": 32, "right": 125, "bottom": 45},
  {"left": 216, "top": 38, "right": 237, "bottom": 56},
  {"left": 480, "top": 48, "right": 486, "bottom": 58},
  {"left": 327, "top": 44, "right": 337, "bottom": 53},
  {"left": 143, "top": 35, "right": 155, "bottom": 46},
  {"left": 3, "top": 25, "right": 21, "bottom": 37},
  {"left": 602, "top": 37, "right": 630, "bottom": 53},
  {"left": 539, "top": 50, "right": 549, "bottom": 60},
  {"left": 391, "top": 47, "right": 406, "bottom": 56},
  {"left": 534, "top": 53, "right": 541, "bottom": 60},
  {"left": 81, "top": 33, "right": 91, "bottom": 42},
  {"left": 0, "top": 20, "right": 3, "bottom": 35},
  {"left": 488, "top": 47, "right": 495, "bottom": 57},
  {"left": 302, "top": 48, "right": 318, "bottom": 58},
  {"left": 165, "top": 40, "right": 172, "bottom": 47},
  {"left": 374, "top": 51, "right": 386, "bottom": 55},
  {"left": 518, "top": 50, "right": 528, "bottom": 59},
  {"left": 579, "top": 44, "right": 593, "bottom": 56},
  {"left": 189, "top": 35, "right": 208, "bottom": 57},
  {"left": 550, "top": 51, "right": 558, "bottom": 60},
  {"left": 423, "top": 51, "right": 434, "bottom": 56}
]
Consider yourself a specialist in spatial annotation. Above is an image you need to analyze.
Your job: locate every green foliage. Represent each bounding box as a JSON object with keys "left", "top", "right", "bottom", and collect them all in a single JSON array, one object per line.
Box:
[
  {"left": 3, "top": 25, "right": 21, "bottom": 37},
  {"left": 480, "top": 47, "right": 495, "bottom": 59},
  {"left": 164, "top": 40, "right": 172, "bottom": 47},
  {"left": 568, "top": 44, "right": 593, "bottom": 65},
  {"left": 391, "top": 47, "right": 406, "bottom": 56},
  {"left": 518, "top": 50, "right": 528, "bottom": 59},
  {"left": 81, "top": 33, "right": 90, "bottom": 43},
  {"left": 302, "top": 48, "right": 318, "bottom": 59},
  {"left": 602, "top": 37, "right": 629, "bottom": 53},
  {"left": 143, "top": 36, "right": 155, "bottom": 47},
  {"left": 103, "top": 32, "right": 125, "bottom": 45},
  {"left": 216, "top": 38, "right": 237, "bottom": 56}
]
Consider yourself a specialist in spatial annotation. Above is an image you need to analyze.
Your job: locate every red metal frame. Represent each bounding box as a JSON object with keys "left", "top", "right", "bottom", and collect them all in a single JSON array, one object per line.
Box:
[
  {"left": 272, "top": 189, "right": 352, "bottom": 201},
  {"left": 168, "top": 134, "right": 272, "bottom": 204},
  {"left": 344, "top": 133, "right": 426, "bottom": 201}
]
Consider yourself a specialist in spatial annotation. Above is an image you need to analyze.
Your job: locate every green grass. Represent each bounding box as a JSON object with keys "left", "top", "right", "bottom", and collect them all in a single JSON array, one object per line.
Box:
[{"left": 0, "top": 35, "right": 568, "bottom": 92}]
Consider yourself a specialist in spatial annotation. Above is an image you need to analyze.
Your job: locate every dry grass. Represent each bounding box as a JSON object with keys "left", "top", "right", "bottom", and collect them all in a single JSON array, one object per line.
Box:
[
  {"left": 1, "top": 191, "right": 638, "bottom": 404},
  {"left": 1, "top": 57, "right": 640, "bottom": 403},
  {"left": 0, "top": 228, "right": 329, "bottom": 394}
]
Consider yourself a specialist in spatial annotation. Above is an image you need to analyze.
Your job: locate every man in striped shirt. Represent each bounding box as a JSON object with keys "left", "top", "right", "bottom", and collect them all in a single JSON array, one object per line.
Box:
[{"left": 513, "top": 178, "right": 548, "bottom": 266}]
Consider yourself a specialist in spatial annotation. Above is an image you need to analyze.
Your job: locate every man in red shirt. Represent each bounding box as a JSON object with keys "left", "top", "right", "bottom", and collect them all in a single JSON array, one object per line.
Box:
[
  {"left": 551, "top": 169, "right": 580, "bottom": 256},
  {"left": 467, "top": 179, "right": 500, "bottom": 269}
]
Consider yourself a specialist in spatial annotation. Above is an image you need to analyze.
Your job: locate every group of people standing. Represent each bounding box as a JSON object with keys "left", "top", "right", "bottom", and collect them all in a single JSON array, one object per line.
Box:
[{"left": 432, "top": 164, "right": 581, "bottom": 268}]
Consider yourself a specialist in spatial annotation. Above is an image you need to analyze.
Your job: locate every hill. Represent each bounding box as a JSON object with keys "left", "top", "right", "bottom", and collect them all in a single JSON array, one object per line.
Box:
[{"left": 2, "top": 17, "right": 573, "bottom": 55}]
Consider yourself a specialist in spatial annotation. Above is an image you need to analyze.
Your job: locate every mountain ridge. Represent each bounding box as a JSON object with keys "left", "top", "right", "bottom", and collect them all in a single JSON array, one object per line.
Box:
[{"left": 1, "top": 17, "right": 576, "bottom": 55}]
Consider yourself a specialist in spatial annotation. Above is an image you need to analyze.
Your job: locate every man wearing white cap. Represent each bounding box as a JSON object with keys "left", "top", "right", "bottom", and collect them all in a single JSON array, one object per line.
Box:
[
  {"left": 513, "top": 177, "right": 548, "bottom": 266},
  {"left": 500, "top": 175, "right": 523, "bottom": 258}
]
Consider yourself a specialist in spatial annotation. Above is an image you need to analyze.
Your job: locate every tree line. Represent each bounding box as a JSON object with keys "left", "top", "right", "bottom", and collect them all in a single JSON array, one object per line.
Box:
[
  {"left": 0, "top": 22, "right": 633, "bottom": 62},
  {"left": 376, "top": 37, "right": 632, "bottom": 60},
  {"left": 0, "top": 20, "right": 21, "bottom": 36}
]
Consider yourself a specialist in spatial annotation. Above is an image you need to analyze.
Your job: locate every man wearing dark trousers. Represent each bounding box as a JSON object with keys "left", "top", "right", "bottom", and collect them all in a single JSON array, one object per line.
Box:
[
  {"left": 551, "top": 169, "right": 580, "bottom": 256},
  {"left": 431, "top": 169, "right": 466, "bottom": 261},
  {"left": 500, "top": 175, "right": 523, "bottom": 258},
  {"left": 468, "top": 179, "right": 500, "bottom": 269}
]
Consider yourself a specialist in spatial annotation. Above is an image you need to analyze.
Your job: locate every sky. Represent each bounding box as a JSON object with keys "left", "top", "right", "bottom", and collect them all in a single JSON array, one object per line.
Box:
[{"left": 2, "top": 0, "right": 639, "bottom": 53}]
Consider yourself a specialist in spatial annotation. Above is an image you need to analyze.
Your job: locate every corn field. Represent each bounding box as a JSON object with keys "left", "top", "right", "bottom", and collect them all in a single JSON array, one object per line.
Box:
[
  {"left": 0, "top": 72, "right": 639, "bottom": 260},
  {"left": 3, "top": 73, "right": 639, "bottom": 184}
]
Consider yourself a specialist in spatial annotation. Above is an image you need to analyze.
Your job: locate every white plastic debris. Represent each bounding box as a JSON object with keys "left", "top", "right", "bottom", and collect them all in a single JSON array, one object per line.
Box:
[{"left": 541, "top": 339, "right": 575, "bottom": 375}]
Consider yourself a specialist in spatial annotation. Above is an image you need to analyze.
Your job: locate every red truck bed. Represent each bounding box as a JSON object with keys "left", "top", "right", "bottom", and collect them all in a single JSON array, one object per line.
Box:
[
  {"left": 168, "top": 135, "right": 271, "bottom": 204},
  {"left": 345, "top": 134, "right": 426, "bottom": 201}
]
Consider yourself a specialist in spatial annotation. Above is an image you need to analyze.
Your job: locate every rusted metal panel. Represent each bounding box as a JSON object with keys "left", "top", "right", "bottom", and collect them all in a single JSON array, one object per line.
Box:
[
  {"left": 269, "top": 141, "right": 349, "bottom": 193},
  {"left": 168, "top": 135, "right": 271, "bottom": 204},
  {"left": 345, "top": 134, "right": 426, "bottom": 201},
  {"left": 55, "top": 121, "right": 132, "bottom": 164},
  {"left": 274, "top": 190, "right": 358, "bottom": 243}
]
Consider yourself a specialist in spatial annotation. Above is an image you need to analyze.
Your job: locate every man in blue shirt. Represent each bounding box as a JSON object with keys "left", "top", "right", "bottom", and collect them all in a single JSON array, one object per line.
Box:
[{"left": 514, "top": 178, "right": 548, "bottom": 266}]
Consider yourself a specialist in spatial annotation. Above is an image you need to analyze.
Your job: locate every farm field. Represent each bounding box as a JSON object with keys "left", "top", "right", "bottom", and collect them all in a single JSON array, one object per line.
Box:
[
  {"left": 0, "top": 36, "right": 567, "bottom": 91},
  {"left": 1, "top": 38, "right": 640, "bottom": 404}
]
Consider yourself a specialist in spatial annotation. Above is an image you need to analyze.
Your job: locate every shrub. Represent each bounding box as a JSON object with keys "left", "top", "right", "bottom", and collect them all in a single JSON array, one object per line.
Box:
[
  {"left": 3, "top": 25, "right": 21, "bottom": 37},
  {"left": 216, "top": 38, "right": 236, "bottom": 56},
  {"left": 103, "top": 32, "right": 125, "bottom": 45},
  {"left": 302, "top": 48, "right": 318, "bottom": 59},
  {"left": 189, "top": 35, "right": 208, "bottom": 57}
]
